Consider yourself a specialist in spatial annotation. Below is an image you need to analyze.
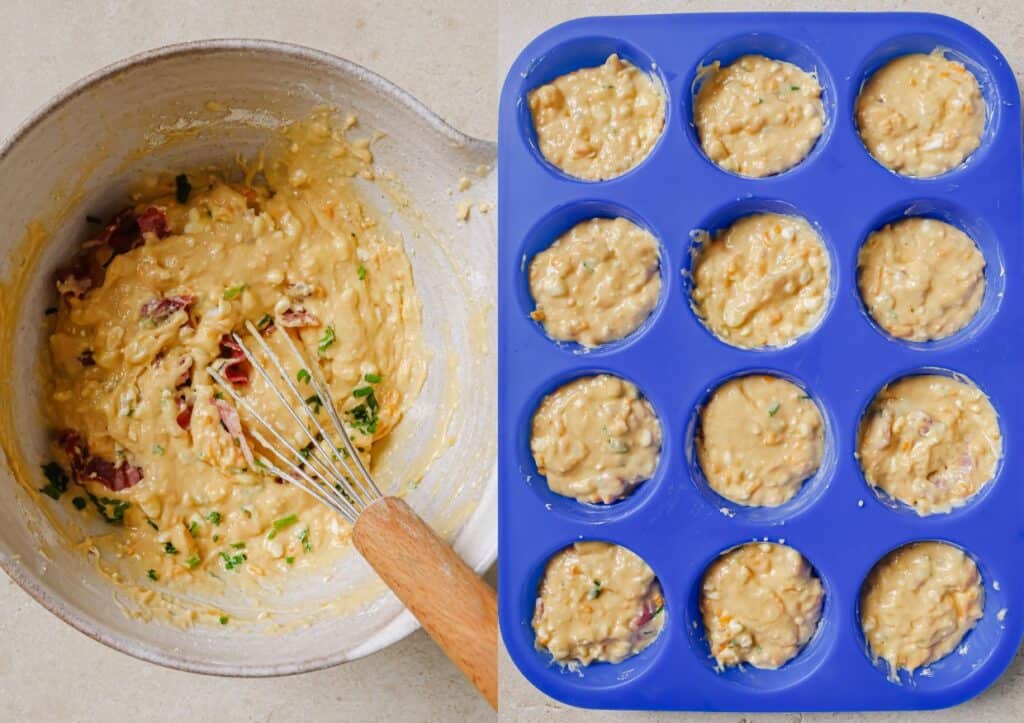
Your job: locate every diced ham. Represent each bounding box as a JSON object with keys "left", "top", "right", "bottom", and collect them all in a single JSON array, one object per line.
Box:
[
  {"left": 140, "top": 294, "right": 195, "bottom": 323},
  {"left": 213, "top": 397, "right": 255, "bottom": 467},
  {"left": 136, "top": 206, "right": 169, "bottom": 239},
  {"left": 218, "top": 335, "right": 251, "bottom": 385},
  {"left": 278, "top": 308, "right": 321, "bottom": 328}
]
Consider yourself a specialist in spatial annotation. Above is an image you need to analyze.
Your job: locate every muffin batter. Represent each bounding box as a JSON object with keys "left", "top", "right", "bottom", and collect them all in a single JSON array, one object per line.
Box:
[
  {"left": 529, "top": 217, "right": 661, "bottom": 347},
  {"left": 694, "top": 54, "right": 825, "bottom": 177},
  {"left": 858, "top": 217, "right": 985, "bottom": 341},
  {"left": 856, "top": 51, "right": 985, "bottom": 178},
  {"left": 857, "top": 375, "right": 1001, "bottom": 515},
  {"left": 42, "top": 111, "right": 427, "bottom": 592},
  {"left": 527, "top": 54, "right": 666, "bottom": 181},
  {"left": 533, "top": 541, "right": 664, "bottom": 666},
  {"left": 691, "top": 213, "right": 830, "bottom": 349},
  {"left": 697, "top": 375, "right": 824, "bottom": 507},
  {"left": 531, "top": 374, "right": 661, "bottom": 504},
  {"left": 861, "top": 541, "right": 984, "bottom": 676},
  {"left": 701, "top": 542, "right": 823, "bottom": 669}
]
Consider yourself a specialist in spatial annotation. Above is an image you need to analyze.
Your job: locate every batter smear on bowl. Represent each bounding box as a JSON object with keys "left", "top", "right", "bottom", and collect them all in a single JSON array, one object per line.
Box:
[
  {"left": 691, "top": 213, "right": 830, "bottom": 349},
  {"left": 856, "top": 51, "right": 985, "bottom": 178},
  {"left": 694, "top": 54, "right": 825, "bottom": 177},
  {"left": 860, "top": 541, "right": 984, "bottom": 678},
  {"left": 528, "top": 217, "right": 661, "bottom": 347},
  {"left": 857, "top": 374, "right": 1001, "bottom": 515},
  {"left": 533, "top": 541, "right": 664, "bottom": 666},
  {"left": 700, "top": 542, "right": 823, "bottom": 670},
  {"left": 527, "top": 54, "right": 665, "bottom": 181},
  {"left": 41, "top": 110, "right": 426, "bottom": 595},
  {"left": 697, "top": 375, "right": 824, "bottom": 507},
  {"left": 858, "top": 217, "right": 986, "bottom": 342},
  {"left": 530, "top": 374, "right": 661, "bottom": 504}
]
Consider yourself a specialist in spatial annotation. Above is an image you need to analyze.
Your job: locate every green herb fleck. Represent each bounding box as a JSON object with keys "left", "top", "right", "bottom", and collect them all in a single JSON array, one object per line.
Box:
[
  {"left": 39, "top": 462, "right": 69, "bottom": 500},
  {"left": 589, "top": 580, "right": 602, "bottom": 599},
  {"left": 267, "top": 514, "right": 298, "bottom": 539},
  {"left": 146, "top": 518, "right": 159, "bottom": 531},
  {"left": 223, "top": 283, "right": 247, "bottom": 301},
  {"left": 300, "top": 527, "right": 312, "bottom": 553},
  {"left": 256, "top": 313, "right": 273, "bottom": 331},
  {"left": 44, "top": 306, "right": 58, "bottom": 316},
  {"left": 164, "top": 542, "right": 178, "bottom": 555},
  {"left": 147, "top": 569, "right": 158, "bottom": 581},
  {"left": 219, "top": 550, "right": 247, "bottom": 571},
  {"left": 798, "top": 394, "right": 812, "bottom": 401},
  {"left": 298, "top": 443, "right": 314, "bottom": 460},
  {"left": 212, "top": 534, "right": 220, "bottom": 542},
  {"left": 352, "top": 386, "right": 373, "bottom": 398},
  {"left": 185, "top": 554, "right": 201, "bottom": 569},
  {"left": 88, "top": 493, "right": 130, "bottom": 524},
  {"left": 175, "top": 174, "right": 192, "bottom": 204},
  {"left": 72, "top": 496, "right": 87, "bottom": 510},
  {"left": 768, "top": 402, "right": 781, "bottom": 417},
  {"left": 219, "top": 615, "right": 229, "bottom": 625},
  {"left": 305, "top": 394, "right": 323, "bottom": 414},
  {"left": 653, "top": 604, "right": 664, "bottom": 617},
  {"left": 188, "top": 520, "right": 200, "bottom": 537},
  {"left": 297, "top": 368, "right": 311, "bottom": 384},
  {"left": 790, "top": 85, "right": 800, "bottom": 91},
  {"left": 364, "top": 372, "right": 382, "bottom": 384},
  {"left": 152, "top": 443, "right": 165, "bottom": 455},
  {"left": 206, "top": 510, "right": 222, "bottom": 525},
  {"left": 85, "top": 214, "right": 103, "bottom": 225},
  {"left": 357, "top": 265, "right": 367, "bottom": 280},
  {"left": 230, "top": 541, "right": 246, "bottom": 549},
  {"left": 285, "top": 556, "right": 295, "bottom": 565},
  {"left": 318, "top": 324, "right": 336, "bottom": 355}
]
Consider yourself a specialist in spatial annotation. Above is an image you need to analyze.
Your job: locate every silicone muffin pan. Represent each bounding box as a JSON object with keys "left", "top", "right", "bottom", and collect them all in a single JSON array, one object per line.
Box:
[{"left": 498, "top": 12, "right": 1023, "bottom": 711}]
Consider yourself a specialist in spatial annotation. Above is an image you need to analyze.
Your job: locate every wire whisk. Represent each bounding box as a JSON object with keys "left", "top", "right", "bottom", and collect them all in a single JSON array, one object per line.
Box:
[{"left": 206, "top": 319, "right": 497, "bottom": 708}]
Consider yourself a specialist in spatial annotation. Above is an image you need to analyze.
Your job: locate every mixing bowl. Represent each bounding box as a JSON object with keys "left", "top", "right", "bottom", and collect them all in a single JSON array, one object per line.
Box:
[{"left": 0, "top": 39, "right": 497, "bottom": 676}]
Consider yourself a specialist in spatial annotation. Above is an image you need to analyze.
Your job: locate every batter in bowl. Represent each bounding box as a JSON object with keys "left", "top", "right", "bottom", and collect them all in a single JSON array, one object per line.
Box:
[
  {"left": 691, "top": 213, "right": 830, "bottom": 349},
  {"left": 694, "top": 54, "right": 825, "bottom": 177},
  {"left": 533, "top": 541, "right": 664, "bottom": 666},
  {"left": 700, "top": 542, "right": 823, "bottom": 670},
  {"left": 530, "top": 374, "right": 661, "bottom": 504},
  {"left": 697, "top": 375, "right": 824, "bottom": 507},
  {"left": 527, "top": 54, "right": 666, "bottom": 181},
  {"left": 41, "top": 111, "right": 427, "bottom": 599},
  {"left": 860, "top": 541, "right": 984, "bottom": 677},
  {"left": 529, "top": 217, "right": 661, "bottom": 347},
  {"left": 856, "top": 51, "right": 985, "bottom": 178},
  {"left": 857, "top": 374, "right": 1001, "bottom": 515},
  {"left": 858, "top": 217, "right": 985, "bottom": 342}
]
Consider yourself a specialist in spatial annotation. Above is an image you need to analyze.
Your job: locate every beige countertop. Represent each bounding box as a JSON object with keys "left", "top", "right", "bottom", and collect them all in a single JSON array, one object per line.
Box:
[
  {"left": 498, "top": 0, "right": 1024, "bottom": 721},
  {"left": 0, "top": 1, "right": 495, "bottom": 721}
]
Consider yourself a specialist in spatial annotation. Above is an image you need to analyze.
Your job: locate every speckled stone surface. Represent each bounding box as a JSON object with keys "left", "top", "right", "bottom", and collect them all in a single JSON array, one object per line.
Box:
[
  {"left": 0, "top": 1, "right": 495, "bottom": 721},
  {"left": 498, "top": 0, "right": 1024, "bottom": 720}
]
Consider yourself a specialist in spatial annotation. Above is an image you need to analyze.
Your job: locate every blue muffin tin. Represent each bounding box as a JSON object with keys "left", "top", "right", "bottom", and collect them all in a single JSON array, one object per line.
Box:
[{"left": 498, "top": 12, "right": 1023, "bottom": 712}]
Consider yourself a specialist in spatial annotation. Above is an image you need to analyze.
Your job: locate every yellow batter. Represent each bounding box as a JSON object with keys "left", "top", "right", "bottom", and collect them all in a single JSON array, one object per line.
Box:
[
  {"left": 857, "top": 375, "right": 1001, "bottom": 515},
  {"left": 691, "top": 213, "right": 830, "bottom": 349},
  {"left": 701, "top": 542, "right": 823, "bottom": 670},
  {"left": 695, "top": 55, "right": 825, "bottom": 177},
  {"left": 530, "top": 374, "right": 661, "bottom": 504},
  {"left": 529, "top": 217, "right": 661, "bottom": 347},
  {"left": 41, "top": 111, "right": 426, "bottom": 593},
  {"left": 527, "top": 54, "right": 665, "bottom": 181},
  {"left": 533, "top": 541, "right": 664, "bottom": 666},
  {"left": 858, "top": 218, "right": 985, "bottom": 342},
  {"left": 856, "top": 51, "right": 985, "bottom": 178},
  {"left": 861, "top": 541, "right": 984, "bottom": 677},
  {"left": 697, "top": 375, "right": 823, "bottom": 507}
]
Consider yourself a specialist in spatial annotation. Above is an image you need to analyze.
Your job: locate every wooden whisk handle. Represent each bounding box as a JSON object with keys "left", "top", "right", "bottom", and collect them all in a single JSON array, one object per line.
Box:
[{"left": 353, "top": 496, "right": 497, "bottom": 709}]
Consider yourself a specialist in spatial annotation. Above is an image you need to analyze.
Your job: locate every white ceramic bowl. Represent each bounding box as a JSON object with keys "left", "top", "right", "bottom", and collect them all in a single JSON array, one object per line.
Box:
[{"left": 0, "top": 40, "right": 496, "bottom": 675}]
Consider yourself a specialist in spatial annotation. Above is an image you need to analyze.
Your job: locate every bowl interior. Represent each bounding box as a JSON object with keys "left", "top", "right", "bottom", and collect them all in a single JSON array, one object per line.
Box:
[{"left": 0, "top": 41, "right": 497, "bottom": 675}]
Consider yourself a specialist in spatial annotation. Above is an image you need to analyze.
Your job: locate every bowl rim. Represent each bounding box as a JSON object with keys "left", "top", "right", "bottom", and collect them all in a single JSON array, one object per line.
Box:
[{"left": 0, "top": 37, "right": 497, "bottom": 677}]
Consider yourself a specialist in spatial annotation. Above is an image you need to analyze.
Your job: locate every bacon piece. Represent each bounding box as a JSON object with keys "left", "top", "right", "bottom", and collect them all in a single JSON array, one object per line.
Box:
[
  {"left": 278, "top": 308, "right": 321, "bottom": 328},
  {"left": 218, "top": 335, "right": 251, "bottom": 386},
  {"left": 136, "top": 206, "right": 169, "bottom": 239},
  {"left": 100, "top": 209, "right": 142, "bottom": 254},
  {"left": 213, "top": 397, "right": 255, "bottom": 468},
  {"left": 55, "top": 251, "right": 100, "bottom": 299},
  {"left": 175, "top": 394, "right": 193, "bottom": 430},
  {"left": 55, "top": 428, "right": 143, "bottom": 491},
  {"left": 140, "top": 294, "right": 195, "bottom": 323},
  {"left": 78, "top": 349, "right": 96, "bottom": 367}
]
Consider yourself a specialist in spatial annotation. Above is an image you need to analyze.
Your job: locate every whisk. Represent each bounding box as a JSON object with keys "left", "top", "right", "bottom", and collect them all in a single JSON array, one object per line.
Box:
[{"left": 207, "top": 321, "right": 497, "bottom": 708}]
